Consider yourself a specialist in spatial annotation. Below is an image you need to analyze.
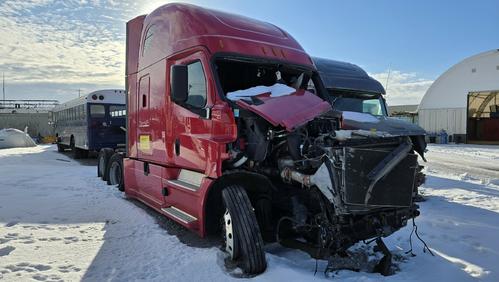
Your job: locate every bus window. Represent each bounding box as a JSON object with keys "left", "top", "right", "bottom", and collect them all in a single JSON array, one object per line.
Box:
[
  {"left": 110, "top": 105, "right": 126, "bottom": 117},
  {"left": 90, "top": 105, "right": 105, "bottom": 118}
]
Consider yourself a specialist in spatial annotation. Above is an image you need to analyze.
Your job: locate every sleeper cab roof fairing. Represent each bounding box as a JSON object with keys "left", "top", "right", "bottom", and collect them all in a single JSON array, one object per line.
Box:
[
  {"left": 133, "top": 3, "right": 313, "bottom": 72},
  {"left": 313, "top": 57, "right": 386, "bottom": 95}
]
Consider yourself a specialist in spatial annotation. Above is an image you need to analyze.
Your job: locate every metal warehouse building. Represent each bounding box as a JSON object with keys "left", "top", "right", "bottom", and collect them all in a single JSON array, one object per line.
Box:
[
  {"left": 0, "top": 100, "right": 58, "bottom": 137},
  {"left": 418, "top": 49, "right": 499, "bottom": 144}
]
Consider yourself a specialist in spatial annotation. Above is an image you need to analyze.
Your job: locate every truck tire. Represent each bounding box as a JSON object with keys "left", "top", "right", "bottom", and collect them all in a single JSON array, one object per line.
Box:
[
  {"left": 107, "top": 153, "right": 124, "bottom": 191},
  {"left": 98, "top": 148, "right": 114, "bottom": 180},
  {"left": 222, "top": 185, "right": 267, "bottom": 274}
]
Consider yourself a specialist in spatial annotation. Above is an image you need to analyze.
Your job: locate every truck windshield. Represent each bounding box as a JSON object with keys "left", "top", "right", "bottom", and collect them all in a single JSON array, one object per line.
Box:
[
  {"left": 214, "top": 57, "right": 321, "bottom": 98},
  {"left": 330, "top": 91, "right": 387, "bottom": 116}
]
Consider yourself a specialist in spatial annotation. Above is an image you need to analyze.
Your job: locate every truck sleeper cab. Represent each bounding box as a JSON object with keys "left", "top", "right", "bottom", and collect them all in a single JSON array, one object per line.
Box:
[{"left": 120, "top": 3, "right": 422, "bottom": 275}]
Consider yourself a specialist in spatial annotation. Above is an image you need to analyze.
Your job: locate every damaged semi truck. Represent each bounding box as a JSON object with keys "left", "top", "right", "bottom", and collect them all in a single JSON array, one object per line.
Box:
[{"left": 103, "top": 3, "right": 425, "bottom": 275}]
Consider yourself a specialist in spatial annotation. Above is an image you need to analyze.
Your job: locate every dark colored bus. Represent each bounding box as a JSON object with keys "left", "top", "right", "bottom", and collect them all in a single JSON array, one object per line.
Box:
[{"left": 53, "top": 89, "right": 126, "bottom": 158}]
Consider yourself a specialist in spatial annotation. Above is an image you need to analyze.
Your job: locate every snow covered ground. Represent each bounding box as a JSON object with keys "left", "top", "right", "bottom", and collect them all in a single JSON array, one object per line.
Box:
[{"left": 0, "top": 144, "right": 498, "bottom": 281}]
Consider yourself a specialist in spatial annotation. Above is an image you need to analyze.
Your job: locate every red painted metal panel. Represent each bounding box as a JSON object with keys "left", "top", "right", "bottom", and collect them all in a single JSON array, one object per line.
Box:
[
  {"left": 138, "top": 3, "right": 312, "bottom": 71},
  {"left": 236, "top": 90, "right": 332, "bottom": 131},
  {"left": 126, "top": 15, "right": 145, "bottom": 76}
]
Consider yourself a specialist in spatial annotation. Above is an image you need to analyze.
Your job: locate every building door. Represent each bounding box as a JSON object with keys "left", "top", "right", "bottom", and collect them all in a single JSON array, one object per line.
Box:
[{"left": 467, "top": 91, "right": 499, "bottom": 143}]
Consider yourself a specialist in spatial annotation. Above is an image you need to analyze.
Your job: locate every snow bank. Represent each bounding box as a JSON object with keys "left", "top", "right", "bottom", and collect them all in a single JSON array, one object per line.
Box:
[{"left": 0, "top": 128, "right": 36, "bottom": 149}]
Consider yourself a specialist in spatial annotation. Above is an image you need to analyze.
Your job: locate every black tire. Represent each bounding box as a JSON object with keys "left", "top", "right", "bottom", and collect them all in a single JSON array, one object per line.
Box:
[
  {"left": 98, "top": 148, "right": 114, "bottom": 180},
  {"left": 222, "top": 185, "right": 267, "bottom": 275},
  {"left": 72, "top": 146, "right": 82, "bottom": 159},
  {"left": 76, "top": 148, "right": 88, "bottom": 159},
  {"left": 57, "top": 143, "right": 66, "bottom": 152},
  {"left": 107, "top": 153, "right": 124, "bottom": 191}
]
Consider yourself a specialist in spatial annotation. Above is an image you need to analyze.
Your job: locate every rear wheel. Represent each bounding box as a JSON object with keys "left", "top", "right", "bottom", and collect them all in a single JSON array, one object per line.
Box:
[
  {"left": 97, "top": 148, "right": 114, "bottom": 180},
  {"left": 57, "top": 143, "right": 66, "bottom": 152},
  {"left": 107, "top": 153, "right": 124, "bottom": 191},
  {"left": 221, "top": 185, "right": 267, "bottom": 275},
  {"left": 71, "top": 144, "right": 82, "bottom": 159}
]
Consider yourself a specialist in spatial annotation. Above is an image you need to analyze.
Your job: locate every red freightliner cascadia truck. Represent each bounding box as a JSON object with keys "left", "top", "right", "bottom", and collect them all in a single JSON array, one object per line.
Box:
[{"left": 100, "top": 3, "right": 427, "bottom": 275}]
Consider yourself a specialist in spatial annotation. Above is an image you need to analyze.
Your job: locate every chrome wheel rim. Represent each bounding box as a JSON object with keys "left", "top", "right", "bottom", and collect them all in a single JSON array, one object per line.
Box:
[{"left": 224, "top": 209, "right": 235, "bottom": 258}]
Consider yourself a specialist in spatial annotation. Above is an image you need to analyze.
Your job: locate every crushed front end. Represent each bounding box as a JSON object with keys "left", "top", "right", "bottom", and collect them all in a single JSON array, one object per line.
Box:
[
  {"left": 224, "top": 106, "right": 422, "bottom": 267},
  {"left": 277, "top": 132, "right": 420, "bottom": 260}
]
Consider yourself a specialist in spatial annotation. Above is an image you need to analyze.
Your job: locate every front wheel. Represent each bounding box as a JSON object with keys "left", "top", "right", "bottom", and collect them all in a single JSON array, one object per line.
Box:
[{"left": 222, "top": 185, "right": 267, "bottom": 275}]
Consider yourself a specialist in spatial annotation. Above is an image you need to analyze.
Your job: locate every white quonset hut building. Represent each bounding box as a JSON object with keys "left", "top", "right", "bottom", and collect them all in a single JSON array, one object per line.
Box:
[{"left": 418, "top": 49, "right": 499, "bottom": 144}]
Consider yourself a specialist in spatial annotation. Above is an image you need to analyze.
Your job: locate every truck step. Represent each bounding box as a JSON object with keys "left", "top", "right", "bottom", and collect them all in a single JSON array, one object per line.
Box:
[
  {"left": 161, "top": 206, "right": 197, "bottom": 224},
  {"left": 166, "top": 179, "right": 201, "bottom": 192},
  {"left": 166, "top": 169, "right": 205, "bottom": 192}
]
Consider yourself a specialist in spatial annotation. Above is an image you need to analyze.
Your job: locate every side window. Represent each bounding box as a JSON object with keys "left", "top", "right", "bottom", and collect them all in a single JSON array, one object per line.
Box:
[
  {"left": 90, "top": 105, "right": 105, "bottom": 118},
  {"left": 186, "top": 61, "right": 207, "bottom": 108},
  {"left": 363, "top": 100, "right": 383, "bottom": 116},
  {"left": 142, "top": 25, "right": 155, "bottom": 56}
]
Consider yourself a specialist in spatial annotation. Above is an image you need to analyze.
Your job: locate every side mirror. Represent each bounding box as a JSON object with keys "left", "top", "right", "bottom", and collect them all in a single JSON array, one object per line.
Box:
[{"left": 171, "top": 65, "right": 188, "bottom": 103}]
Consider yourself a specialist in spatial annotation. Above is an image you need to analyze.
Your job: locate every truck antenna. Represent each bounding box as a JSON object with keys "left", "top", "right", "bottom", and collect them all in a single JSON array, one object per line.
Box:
[{"left": 384, "top": 64, "right": 391, "bottom": 93}]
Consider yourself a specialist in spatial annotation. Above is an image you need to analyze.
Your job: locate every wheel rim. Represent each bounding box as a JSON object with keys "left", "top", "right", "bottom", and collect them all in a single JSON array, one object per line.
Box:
[
  {"left": 109, "top": 162, "right": 121, "bottom": 185},
  {"left": 223, "top": 209, "right": 235, "bottom": 259},
  {"left": 99, "top": 157, "right": 105, "bottom": 175}
]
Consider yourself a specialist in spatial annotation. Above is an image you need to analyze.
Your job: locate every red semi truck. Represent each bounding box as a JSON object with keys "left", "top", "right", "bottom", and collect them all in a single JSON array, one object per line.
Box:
[{"left": 100, "top": 3, "right": 425, "bottom": 275}]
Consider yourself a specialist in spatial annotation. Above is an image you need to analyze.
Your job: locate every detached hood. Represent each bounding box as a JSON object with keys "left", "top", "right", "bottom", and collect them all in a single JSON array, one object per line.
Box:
[
  {"left": 341, "top": 111, "right": 426, "bottom": 136},
  {"left": 236, "top": 90, "right": 332, "bottom": 132}
]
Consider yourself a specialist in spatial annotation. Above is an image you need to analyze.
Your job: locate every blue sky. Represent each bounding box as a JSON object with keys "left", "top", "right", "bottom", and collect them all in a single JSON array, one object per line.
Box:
[{"left": 1, "top": 0, "right": 498, "bottom": 105}]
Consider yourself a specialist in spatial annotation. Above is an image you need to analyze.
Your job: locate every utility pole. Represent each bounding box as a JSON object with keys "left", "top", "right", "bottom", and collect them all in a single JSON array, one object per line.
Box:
[
  {"left": 78, "top": 89, "right": 81, "bottom": 98},
  {"left": 2, "top": 73, "right": 5, "bottom": 107},
  {"left": 2, "top": 72, "right": 5, "bottom": 108}
]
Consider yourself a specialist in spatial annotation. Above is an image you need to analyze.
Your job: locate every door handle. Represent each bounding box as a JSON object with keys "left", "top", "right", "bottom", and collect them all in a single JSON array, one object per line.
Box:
[
  {"left": 175, "top": 138, "right": 180, "bottom": 156},
  {"left": 143, "top": 162, "right": 149, "bottom": 176}
]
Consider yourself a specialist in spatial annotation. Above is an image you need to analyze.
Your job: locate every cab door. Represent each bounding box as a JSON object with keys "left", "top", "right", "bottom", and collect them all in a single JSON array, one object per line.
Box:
[{"left": 168, "top": 51, "right": 213, "bottom": 173}]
